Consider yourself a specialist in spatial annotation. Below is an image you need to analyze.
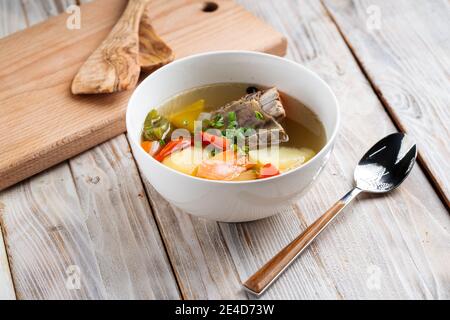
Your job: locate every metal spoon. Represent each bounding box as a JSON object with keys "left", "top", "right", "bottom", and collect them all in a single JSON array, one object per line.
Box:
[{"left": 243, "top": 132, "right": 417, "bottom": 296}]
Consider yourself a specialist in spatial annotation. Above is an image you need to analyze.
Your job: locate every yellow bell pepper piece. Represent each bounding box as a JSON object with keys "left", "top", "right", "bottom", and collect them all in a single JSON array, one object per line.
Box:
[{"left": 169, "top": 99, "right": 205, "bottom": 132}]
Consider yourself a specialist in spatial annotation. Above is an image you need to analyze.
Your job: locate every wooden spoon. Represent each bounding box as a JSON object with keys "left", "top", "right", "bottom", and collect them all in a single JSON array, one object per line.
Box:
[
  {"left": 71, "top": 0, "right": 150, "bottom": 94},
  {"left": 139, "top": 6, "right": 174, "bottom": 73}
]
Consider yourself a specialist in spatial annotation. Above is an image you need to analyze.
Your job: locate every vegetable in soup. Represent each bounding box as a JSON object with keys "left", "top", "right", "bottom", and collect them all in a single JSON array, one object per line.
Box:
[{"left": 141, "top": 83, "right": 326, "bottom": 181}]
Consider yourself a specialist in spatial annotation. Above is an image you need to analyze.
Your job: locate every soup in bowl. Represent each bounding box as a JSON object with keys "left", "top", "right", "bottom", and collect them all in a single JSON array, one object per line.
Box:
[{"left": 127, "top": 51, "right": 339, "bottom": 222}]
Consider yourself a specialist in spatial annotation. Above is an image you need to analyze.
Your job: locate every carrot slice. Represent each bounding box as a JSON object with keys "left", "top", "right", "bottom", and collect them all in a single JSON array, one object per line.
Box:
[
  {"left": 154, "top": 139, "right": 191, "bottom": 162},
  {"left": 202, "top": 132, "right": 231, "bottom": 150},
  {"left": 259, "top": 163, "right": 280, "bottom": 179},
  {"left": 141, "top": 141, "right": 152, "bottom": 153}
]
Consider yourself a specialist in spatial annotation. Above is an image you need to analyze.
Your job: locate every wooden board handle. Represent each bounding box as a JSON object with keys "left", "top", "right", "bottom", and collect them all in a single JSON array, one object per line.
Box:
[{"left": 243, "top": 188, "right": 362, "bottom": 295}]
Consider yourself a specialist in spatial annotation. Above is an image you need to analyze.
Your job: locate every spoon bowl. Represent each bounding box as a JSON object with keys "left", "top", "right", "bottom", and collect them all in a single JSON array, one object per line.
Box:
[{"left": 355, "top": 133, "right": 417, "bottom": 193}]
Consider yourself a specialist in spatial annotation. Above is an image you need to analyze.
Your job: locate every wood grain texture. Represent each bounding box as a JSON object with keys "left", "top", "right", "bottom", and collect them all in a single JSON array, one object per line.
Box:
[
  {"left": 139, "top": 6, "right": 174, "bottom": 73},
  {"left": 21, "top": 0, "right": 63, "bottom": 25},
  {"left": 0, "top": 0, "right": 28, "bottom": 301},
  {"left": 0, "top": 0, "right": 180, "bottom": 300},
  {"left": 1, "top": 0, "right": 103, "bottom": 300},
  {"left": 323, "top": 0, "right": 450, "bottom": 206},
  {"left": 0, "top": 164, "right": 107, "bottom": 299},
  {"left": 0, "top": 220, "right": 15, "bottom": 299},
  {"left": 243, "top": 192, "right": 356, "bottom": 295},
  {"left": 0, "top": 0, "right": 287, "bottom": 192},
  {"left": 71, "top": 0, "right": 150, "bottom": 94},
  {"left": 143, "top": 183, "right": 247, "bottom": 299},
  {"left": 0, "top": 1, "right": 27, "bottom": 38},
  {"left": 69, "top": 135, "right": 180, "bottom": 299},
  {"left": 0, "top": 138, "right": 181, "bottom": 299}
]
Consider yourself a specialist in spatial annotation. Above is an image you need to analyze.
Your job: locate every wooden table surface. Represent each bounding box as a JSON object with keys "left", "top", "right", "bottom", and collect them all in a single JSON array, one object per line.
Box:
[{"left": 0, "top": 0, "right": 449, "bottom": 300}]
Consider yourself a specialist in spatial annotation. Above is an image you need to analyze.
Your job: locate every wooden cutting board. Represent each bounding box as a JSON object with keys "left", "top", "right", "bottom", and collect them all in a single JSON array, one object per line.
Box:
[{"left": 0, "top": 0, "right": 286, "bottom": 191}]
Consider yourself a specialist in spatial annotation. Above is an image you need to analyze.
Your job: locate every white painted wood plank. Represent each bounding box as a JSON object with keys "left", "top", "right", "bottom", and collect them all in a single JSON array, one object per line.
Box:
[
  {"left": 21, "top": 0, "right": 60, "bottom": 25},
  {"left": 69, "top": 135, "right": 180, "bottom": 299},
  {"left": 0, "top": 164, "right": 107, "bottom": 299},
  {"left": 143, "top": 183, "right": 247, "bottom": 299},
  {"left": 323, "top": 0, "right": 450, "bottom": 205},
  {"left": 0, "top": 0, "right": 27, "bottom": 38},
  {"left": 0, "top": 223, "right": 15, "bottom": 300}
]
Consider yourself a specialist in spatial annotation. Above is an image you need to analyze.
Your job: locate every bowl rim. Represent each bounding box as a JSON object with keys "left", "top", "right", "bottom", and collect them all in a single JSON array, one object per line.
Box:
[{"left": 127, "top": 50, "right": 340, "bottom": 185}]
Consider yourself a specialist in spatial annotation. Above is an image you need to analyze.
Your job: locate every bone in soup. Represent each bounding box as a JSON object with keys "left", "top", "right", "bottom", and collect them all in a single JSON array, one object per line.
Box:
[{"left": 141, "top": 83, "right": 326, "bottom": 181}]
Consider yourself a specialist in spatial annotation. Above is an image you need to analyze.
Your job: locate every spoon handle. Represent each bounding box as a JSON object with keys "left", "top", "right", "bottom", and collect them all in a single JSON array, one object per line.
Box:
[{"left": 243, "top": 187, "right": 362, "bottom": 296}]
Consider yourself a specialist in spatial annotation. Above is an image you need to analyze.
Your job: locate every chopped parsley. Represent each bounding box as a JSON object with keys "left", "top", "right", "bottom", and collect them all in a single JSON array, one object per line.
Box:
[
  {"left": 255, "top": 111, "right": 264, "bottom": 120},
  {"left": 225, "top": 111, "right": 238, "bottom": 129},
  {"left": 209, "top": 114, "right": 224, "bottom": 128},
  {"left": 228, "top": 120, "right": 238, "bottom": 129}
]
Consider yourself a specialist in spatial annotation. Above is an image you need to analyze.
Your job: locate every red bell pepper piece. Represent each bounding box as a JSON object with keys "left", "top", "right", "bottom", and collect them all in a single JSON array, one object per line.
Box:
[
  {"left": 259, "top": 163, "right": 280, "bottom": 179},
  {"left": 201, "top": 132, "right": 231, "bottom": 150}
]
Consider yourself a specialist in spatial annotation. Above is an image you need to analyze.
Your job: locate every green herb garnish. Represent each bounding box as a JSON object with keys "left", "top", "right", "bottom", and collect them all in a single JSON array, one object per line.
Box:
[
  {"left": 159, "top": 139, "right": 166, "bottom": 146},
  {"left": 228, "top": 120, "right": 238, "bottom": 129},
  {"left": 209, "top": 114, "right": 224, "bottom": 128},
  {"left": 226, "top": 112, "right": 239, "bottom": 129},
  {"left": 236, "top": 127, "right": 246, "bottom": 141},
  {"left": 223, "top": 127, "right": 247, "bottom": 146},
  {"left": 255, "top": 111, "right": 264, "bottom": 120},
  {"left": 237, "top": 145, "right": 249, "bottom": 156}
]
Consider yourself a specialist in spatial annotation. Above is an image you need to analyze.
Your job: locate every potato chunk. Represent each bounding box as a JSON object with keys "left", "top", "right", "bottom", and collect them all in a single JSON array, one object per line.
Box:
[
  {"left": 249, "top": 147, "right": 316, "bottom": 172},
  {"left": 232, "top": 170, "right": 258, "bottom": 181},
  {"left": 162, "top": 147, "right": 208, "bottom": 175}
]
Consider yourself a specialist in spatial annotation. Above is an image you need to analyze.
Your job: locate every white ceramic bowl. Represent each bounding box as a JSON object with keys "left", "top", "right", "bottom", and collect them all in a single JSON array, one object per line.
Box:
[{"left": 127, "top": 51, "right": 339, "bottom": 222}]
